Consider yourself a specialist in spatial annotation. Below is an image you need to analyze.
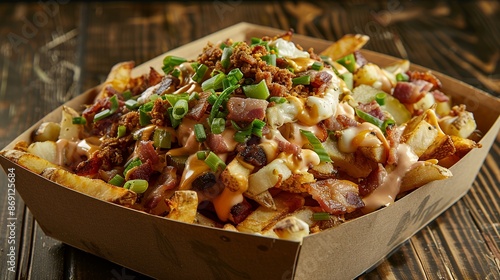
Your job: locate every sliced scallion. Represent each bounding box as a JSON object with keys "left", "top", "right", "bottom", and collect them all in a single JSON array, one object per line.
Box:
[
  {"left": 313, "top": 212, "right": 331, "bottom": 221},
  {"left": 355, "top": 108, "right": 394, "bottom": 134},
  {"left": 311, "top": 61, "right": 323, "bottom": 71},
  {"left": 108, "top": 174, "right": 125, "bottom": 187},
  {"left": 204, "top": 152, "right": 226, "bottom": 172},
  {"left": 162, "top": 56, "right": 187, "bottom": 75},
  {"left": 117, "top": 125, "right": 126, "bottom": 138},
  {"left": 242, "top": 79, "right": 270, "bottom": 100},
  {"left": 396, "top": 72, "right": 409, "bottom": 82},
  {"left": 300, "top": 129, "right": 332, "bottom": 163},
  {"left": 164, "top": 93, "right": 189, "bottom": 107},
  {"left": 124, "top": 179, "right": 149, "bottom": 194},
  {"left": 125, "top": 99, "right": 139, "bottom": 110},
  {"left": 72, "top": 117, "right": 86, "bottom": 125},
  {"left": 192, "top": 64, "right": 208, "bottom": 83},
  {"left": 123, "top": 158, "right": 142, "bottom": 176},
  {"left": 336, "top": 53, "right": 356, "bottom": 73},
  {"left": 340, "top": 72, "right": 353, "bottom": 90},
  {"left": 211, "top": 117, "right": 226, "bottom": 134},
  {"left": 261, "top": 54, "right": 276, "bottom": 66},
  {"left": 269, "top": 96, "right": 287, "bottom": 104},
  {"left": 122, "top": 90, "right": 132, "bottom": 100},
  {"left": 93, "top": 109, "right": 111, "bottom": 122},
  {"left": 209, "top": 84, "right": 239, "bottom": 124},
  {"left": 153, "top": 129, "right": 172, "bottom": 149},
  {"left": 375, "top": 92, "right": 387, "bottom": 106},
  {"left": 292, "top": 75, "right": 311, "bottom": 86},
  {"left": 221, "top": 47, "right": 233, "bottom": 69},
  {"left": 194, "top": 124, "right": 207, "bottom": 142},
  {"left": 202, "top": 73, "right": 226, "bottom": 91},
  {"left": 172, "top": 99, "right": 189, "bottom": 120},
  {"left": 196, "top": 151, "right": 207, "bottom": 160},
  {"left": 226, "top": 68, "right": 243, "bottom": 86},
  {"left": 167, "top": 107, "right": 181, "bottom": 128}
]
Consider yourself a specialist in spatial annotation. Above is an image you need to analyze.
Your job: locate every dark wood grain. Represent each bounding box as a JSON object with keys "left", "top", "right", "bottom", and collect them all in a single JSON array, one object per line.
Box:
[{"left": 0, "top": 1, "right": 498, "bottom": 279}]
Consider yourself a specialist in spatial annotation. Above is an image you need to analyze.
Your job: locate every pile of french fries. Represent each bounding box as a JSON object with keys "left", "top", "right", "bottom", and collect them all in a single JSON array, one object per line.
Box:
[{"left": 2, "top": 32, "right": 481, "bottom": 242}]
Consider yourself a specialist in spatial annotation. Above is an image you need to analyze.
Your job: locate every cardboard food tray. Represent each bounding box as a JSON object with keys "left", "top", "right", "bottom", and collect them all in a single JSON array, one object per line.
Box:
[{"left": 1, "top": 22, "right": 499, "bottom": 280}]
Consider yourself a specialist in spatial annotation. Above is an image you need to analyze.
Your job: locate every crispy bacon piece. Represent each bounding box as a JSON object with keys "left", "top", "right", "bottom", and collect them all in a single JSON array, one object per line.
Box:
[
  {"left": 307, "top": 179, "right": 364, "bottom": 215},
  {"left": 206, "top": 133, "right": 232, "bottom": 153},
  {"left": 148, "top": 67, "right": 163, "bottom": 86},
  {"left": 136, "top": 141, "right": 159, "bottom": 165},
  {"left": 431, "top": 89, "right": 450, "bottom": 103},
  {"left": 226, "top": 97, "right": 269, "bottom": 122},
  {"left": 239, "top": 144, "right": 267, "bottom": 168},
  {"left": 127, "top": 160, "right": 154, "bottom": 181},
  {"left": 407, "top": 70, "right": 442, "bottom": 90},
  {"left": 229, "top": 199, "right": 254, "bottom": 224},
  {"left": 358, "top": 164, "right": 387, "bottom": 196},
  {"left": 75, "top": 153, "right": 103, "bottom": 176},
  {"left": 310, "top": 71, "right": 333, "bottom": 93},
  {"left": 392, "top": 80, "right": 433, "bottom": 104},
  {"left": 357, "top": 100, "right": 386, "bottom": 121},
  {"left": 143, "top": 166, "right": 178, "bottom": 212},
  {"left": 323, "top": 114, "right": 358, "bottom": 131},
  {"left": 186, "top": 91, "right": 211, "bottom": 121}
]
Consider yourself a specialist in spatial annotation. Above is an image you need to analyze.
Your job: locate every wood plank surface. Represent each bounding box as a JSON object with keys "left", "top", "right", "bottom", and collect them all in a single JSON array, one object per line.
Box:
[{"left": 0, "top": 1, "right": 498, "bottom": 279}]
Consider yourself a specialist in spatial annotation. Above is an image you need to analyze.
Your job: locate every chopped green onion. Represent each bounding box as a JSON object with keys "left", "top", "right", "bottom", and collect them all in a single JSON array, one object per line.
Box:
[
  {"left": 211, "top": 117, "right": 226, "bottom": 134},
  {"left": 196, "top": 151, "right": 207, "bottom": 160},
  {"left": 251, "top": 37, "right": 262, "bottom": 45},
  {"left": 221, "top": 47, "right": 233, "bottom": 69},
  {"left": 124, "top": 179, "right": 149, "bottom": 194},
  {"left": 313, "top": 212, "right": 331, "bottom": 221},
  {"left": 202, "top": 73, "right": 226, "bottom": 91},
  {"left": 219, "top": 42, "right": 229, "bottom": 49},
  {"left": 125, "top": 99, "right": 139, "bottom": 110},
  {"left": 123, "top": 158, "right": 142, "bottom": 176},
  {"left": 336, "top": 53, "right": 356, "bottom": 73},
  {"left": 164, "top": 93, "right": 189, "bottom": 107},
  {"left": 300, "top": 129, "right": 332, "bottom": 163},
  {"left": 233, "top": 119, "right": 266, "bottom": 143},
  {"left": 269, "top": 96, "right": 287, "bottom": 104},
  {"left": 396, "top": 72, "right": 409, "bottom": 82},
  {"left": 139, "top": 109, "right": 151, "bottom": 126},
  {"left": 93, "top": 109, "right": 111, "bottom": 122},
  {"left": 243, "top": 79, "right": 270, "bottom": 99},
  {"left": 149, "top": 94, "right": 160, "bottom": 102},
  {"left": 311, "top": 61, "right": 323, "bottom": 71},
  {"left": 355, "top": 108, "right": 394, "bottom": 134},
  {"left": 72, "top": 117, "right": 86, "bottom": 125},
  {"left": 340, "top": 72, "right": 353, "bottom": 90},
  {"left": 167, "top": 107, "right": 181, "bottom": 128},
  {"left": 153, "top": 129, "right": 172, "bottom": 149},
  {"left": 122, "top": 90, "right": 133, "bottom": 100},
  {"left": 226, "top": 68, "right": 243, "bottom": 85},
  {"left": 171, "top": 68, "right": 181, "bottom": 78},
  {"left": 207, "top": 93, "right": 217, "bottom": 105},
  {"left": 204, "top": 151, "right": 226, "bottom": 172},
  {"left": 108, "top": 174, "right": 125, "bottom": 187},
  {"left": 261, "top": 54, "right": 276, "bottom": 66},
  {"left": 192, "top": 64, "right": 209, "bottom": 83},
  {"left": 172, "top": 99, "right": 189, "bottom": 120},
  {"left": 162, "top": 56, "right": 187, "bottom": 75},
  {"left": 209, "top": 84, "right": 240, "bottom": 124},
  {"left": 292, "top": 75, "right": 311, "bottom": 85},
  {"left": 375, "top": 92, "right": 387, "bottom": 106},
  {"left": 194, "top": 124, "right": 207, "bottom": 142},
  {"left": 117, "top": 125, "right": 126, "bottom": 138}
]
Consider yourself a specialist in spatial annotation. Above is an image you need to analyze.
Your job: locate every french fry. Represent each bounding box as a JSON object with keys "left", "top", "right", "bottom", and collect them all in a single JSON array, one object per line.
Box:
[
  {"left": 320, "top": 34, "right": 369, "bottom": 61},
  {"left": 399, "top": 162, "right": 452, "bottom": 194},
  {"left": 94, "top": 61, "right": 134, "bottom": 101},
  {"left": 166, "top": 190, "right": 198, "bottom": 223}
]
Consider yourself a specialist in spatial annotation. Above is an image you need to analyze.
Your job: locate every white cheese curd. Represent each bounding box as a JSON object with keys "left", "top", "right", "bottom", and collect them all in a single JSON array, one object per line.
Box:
[{"left": 269, "top": 38, "right": 310, "bottom": 59}]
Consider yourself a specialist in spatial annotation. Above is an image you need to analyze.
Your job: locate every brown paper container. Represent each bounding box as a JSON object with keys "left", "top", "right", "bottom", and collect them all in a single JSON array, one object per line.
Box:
[{"left": 1, "top": 23, "right": 499, "bottom": 280}]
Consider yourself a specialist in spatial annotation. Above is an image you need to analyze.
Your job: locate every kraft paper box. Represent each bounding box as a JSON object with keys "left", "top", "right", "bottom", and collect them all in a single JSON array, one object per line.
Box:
[{"left": 1, "top": 23, "right": 499, "bottom": 280}]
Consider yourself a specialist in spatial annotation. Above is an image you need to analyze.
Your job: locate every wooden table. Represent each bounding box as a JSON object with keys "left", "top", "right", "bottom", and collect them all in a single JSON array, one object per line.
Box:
[{"left": 0, "top": 1, "right": 498, "bottom": 279}]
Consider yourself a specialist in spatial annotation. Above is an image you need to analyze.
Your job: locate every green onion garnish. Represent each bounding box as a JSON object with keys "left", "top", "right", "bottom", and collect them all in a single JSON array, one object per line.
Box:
[
  {"left": 396, "top": 72, "right": 409, "bottom": 82},
  {"left": 202, "top": 73, "right": 226, "bottom": 91},
  {"left": 196, "top": 151, "right": 207, "bottom": 160},
  {"left": 125, "top": 99, "right": 139, "bottom": 110},
  {"left": 162, "top": 56, "right": 187, "bottom": 75},
  {"left": 336, "top": 53, "right": 356, "bottom": 73},
  {"left": 139, "top": 108, "right": 152, "bottom": 126},
  {"left": 153, "top": 129, "right": 172, "bottom": 149},
  {"left": 172, "top": 99, "right": 189, "bottom": 120},
  {"left": 243, "top": 79, "right": 270, "bottom": 99},
  {"left": 108, "top": 174, "right": 125, "bottom": 187},
  {"left": 355, "top": 109, "right": 394, "bottom": 134},
  {"left": 211, "top": 117, "right": 226, "bottom": 134},
  {"left": 226, "top": 68, "right": 243, "bottom": 86},
  {"left": 300, "top": 129, "right": 332, "bottom": 163},
  {"left": 261, "top": 54, "right": 276, "bottom": 66},
  {"left": 164, "top": 93, "right": 189, "bottom": 107},
  {"left": 72, "top": 117, "right": 86, "bottom": 125},
  {"left": 233, "top": 119, "right": 266, "bottom": 143},
  {"left": 94, "top": 109, "right": 111, "bottom": 122},
  {"left": 171, "top": 68, "right": 181, "bottom": 78},
  {"left": 292, "top": 75, "right": 311, "bottom": 86},
  {"left": 192, "top": 64, "right": 208, "bottom": 83},
  {"left": 204, "top": 152, "right": 226, "bottom": 172},
  {"left": 313, "top": 212, "right": 331, "bottom": 221},
  {"left": 375, "top": 92, "right": 386, "bottom": 106},
  {"left": 207, "top": 93, "right": 217, "bottom": 105},
  {"left": 109, "top": 95, "right": 119, "bottom": 113},
  {"left": 269, "top": 96, "right": 287, "bottom": 104},
  {"left": 194, "top": 124, "right": 207, "bottom": 142},
  {"left": 311, "top": 61, "right": 323, "bottom": 71},
  {"left": 340, "top": 72, "right": 353, "bottom": 90},
  {"left": 117, "top": 125, "right": 126, "bottom": 138},
  {"left": 124, "top": 179, "right": 149, "bottom": 194},
  {"left": 221, "top": 47, "right": 233, "bottom": 69},
  {"left": 122, "top": 90, "right": 132, "bottom": 100},
  {"left": 167, "top": 107, "right": 181, "bottom": 128},
  {"left": 209, "top": 84, "right": 240, "bottom": 124},
  {"left": 123, "top": 158, "right": 142, "bottom": 176}
]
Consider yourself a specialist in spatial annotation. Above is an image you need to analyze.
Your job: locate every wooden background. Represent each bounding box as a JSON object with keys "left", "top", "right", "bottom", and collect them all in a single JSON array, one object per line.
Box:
[{"left": 0, "top": 1, "right": 499, "bottom": 279}]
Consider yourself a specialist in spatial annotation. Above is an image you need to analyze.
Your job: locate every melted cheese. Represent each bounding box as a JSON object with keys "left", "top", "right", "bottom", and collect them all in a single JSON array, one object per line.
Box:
[
  {"left": 278, "top": 149, "right": 320, "bottom": 174},
  {"left": 178, "top": 154, "right": 210, "bottom": 190},
  {"left": 362, "top": 144, "right": 420, "bottom": 213},
  {"left": 212, "top": 187, "right": 244, "bottom": 222},
  {"left": 55, "top": 138, "right": 101, "bottom": 166},
  {"left": 168, "top": 118, "right": 201, "bottom": 157},
  {"left": 338, "top": 122, "right": 389, "bottom": 153}
]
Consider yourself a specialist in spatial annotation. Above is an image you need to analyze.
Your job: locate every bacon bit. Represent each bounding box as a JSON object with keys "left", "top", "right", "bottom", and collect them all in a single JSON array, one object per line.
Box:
[
  {"left": 239, "top": 144, "right": 267, "bottom": 168},
  {"left": 127, "top": 160, "right": 154, "bottom": 181},
  {"left": 186, "top": 91, "right": 210, "bottom": 121},
  {"left": 354, "top": 50, "right": 368, "bottom": 68},
  {"left": 357, "top": 100, "right": 386, "bottom": 121},
  {"left": 82, "top": 97, "right": 111, "bottom": 124},
  {"left": 407, "top": 70, "right": 442, "bottom": 90},
  {"left": 307, "top": 179, "right": 364, "bottom": 215},
  {"left": 148, "top": 67, "right": 163, "bottom": 86},
  {"left": 144, "top": 166, "right": 178, "bottom": 212},
  {"left": 431, "top": 89, "right": 450, "bottom": 103},
  {"left": 136, "top": 141, "right": 159, "bottom": 165},
  {"left": 206, "top": 133, "right": 231, "bottom": 153},
  {"left": 310, "top": 71, "right": 333, "bottom": 88},
  {"left": 226, "top": 97, "right": 268, "bottom": 122},
  {"left": 75, "top": 154, "right": 103, "bottom": 176},
  {"left": 358, "top": 164, "right": 387, "bottom": 196},
  {"left": 392, "top": 80, "right": 433, "bottom": 104},
  {"left": 150, "top": 98, "right": 170, "bottom": 126},
  {"left": 229, "top": 199, "right": 254, "bottom": 224},
  {"left": 276, "top": 136, "right": 301, "bottom": 157},
  {"left": 154, "top": 76, "right": 178, "bottom": 95},
  {"left": 386, "top": 125, "right": 403, "bottom": 165}
]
